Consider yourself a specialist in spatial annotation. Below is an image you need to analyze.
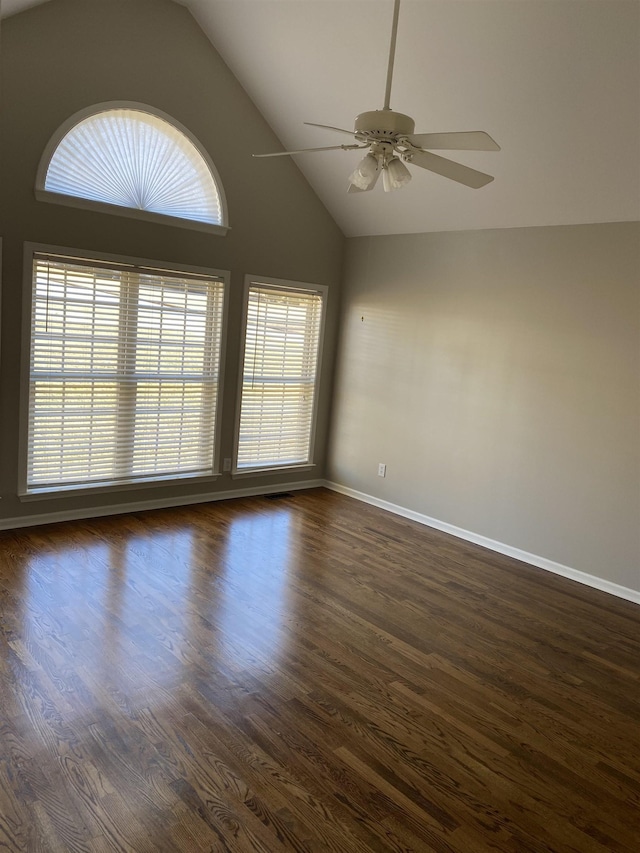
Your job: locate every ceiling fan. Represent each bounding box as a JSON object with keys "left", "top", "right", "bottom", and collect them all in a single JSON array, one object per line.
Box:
[{"left": 254, "top": 0, "right": 500, "bottom": 193}]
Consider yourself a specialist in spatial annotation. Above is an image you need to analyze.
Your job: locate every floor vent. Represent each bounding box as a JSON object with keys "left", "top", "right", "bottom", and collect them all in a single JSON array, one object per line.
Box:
[{"left": 264, "top": 492, "right": 294, "bottom": 500}]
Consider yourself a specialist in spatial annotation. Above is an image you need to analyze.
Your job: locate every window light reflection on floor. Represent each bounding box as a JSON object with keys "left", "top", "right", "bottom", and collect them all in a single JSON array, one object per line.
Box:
[{"left": 216, "top": 508, "right": 293, "bottom": 675}]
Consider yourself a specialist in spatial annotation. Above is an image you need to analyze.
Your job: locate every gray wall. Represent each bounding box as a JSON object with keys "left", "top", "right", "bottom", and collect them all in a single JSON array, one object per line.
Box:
[
  {"left": 2, "top": 2, "right": 637, "bottom": 599},
  {"left": 0, "top": 0, "right": 344, "bottom": 523},
  {"left": 329, "top": 223, "right": 640, "bottom": 593}
]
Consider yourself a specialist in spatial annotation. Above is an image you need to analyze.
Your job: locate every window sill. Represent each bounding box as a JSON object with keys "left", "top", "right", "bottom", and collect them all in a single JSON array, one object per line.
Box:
[
  {"left": 20, "top": 471, "right": 220, "bottom": 501},
  {"left": 231, "top": 463, "right": 316, "bottom": 480},
  {"left": 35, "top": 190, "right": 230, "bottom": 236}
]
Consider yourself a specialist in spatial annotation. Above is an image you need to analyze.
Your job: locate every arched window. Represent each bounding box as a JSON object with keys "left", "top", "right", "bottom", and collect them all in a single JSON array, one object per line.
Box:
[{"left": 36, "top": 103, "right": 228, "bottom": 234}]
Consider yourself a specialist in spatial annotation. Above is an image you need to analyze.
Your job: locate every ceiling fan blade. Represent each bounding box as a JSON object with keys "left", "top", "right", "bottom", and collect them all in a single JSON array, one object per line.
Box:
[
  {"left": 253, "top": 144, "right": 363, "bottom": 158},
  {"left": 304, "top": 122, "right": 357, "bottom": 138},
  {"left": 408, "top": 131, "right": 500, "bottom": 151},
  {"left": 407, "top": 150, "right": 494, "bottom": 188}
]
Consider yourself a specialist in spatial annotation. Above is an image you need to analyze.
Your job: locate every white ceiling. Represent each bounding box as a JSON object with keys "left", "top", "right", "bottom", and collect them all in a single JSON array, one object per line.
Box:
[{"left": 4, "top": 0, "right": 640, "bottom": 237}]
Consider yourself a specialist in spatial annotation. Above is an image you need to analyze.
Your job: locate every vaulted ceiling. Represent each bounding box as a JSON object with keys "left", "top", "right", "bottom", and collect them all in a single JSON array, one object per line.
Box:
[{"left": 4, "top": 0, "right": 640, "bottom": 237}]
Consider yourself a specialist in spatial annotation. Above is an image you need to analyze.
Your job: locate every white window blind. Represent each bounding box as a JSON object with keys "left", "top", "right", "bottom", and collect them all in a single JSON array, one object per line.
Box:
[
  {"left": 237, "top": 282, "right": 323, "bottom": 471},
  {"left": 43, "top": 108, "right": 224, "bottom": 226},
  {"left": 27, "top": 254, "right": 225, "bottom": 492}
]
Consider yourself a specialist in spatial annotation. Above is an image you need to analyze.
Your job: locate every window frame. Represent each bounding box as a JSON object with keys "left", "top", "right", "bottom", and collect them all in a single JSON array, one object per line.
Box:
[
  {"left": 232, "top": 274, "right": 327, "bottom": 478},
  {"left": 18, "top": 243, "right": 230, "bottom": 500},
  {"left": 35, "top": 102, "right": 230, "bottom": 236},
  {"left": 0, "top": 238, "right": 2, "bottom": 502}
]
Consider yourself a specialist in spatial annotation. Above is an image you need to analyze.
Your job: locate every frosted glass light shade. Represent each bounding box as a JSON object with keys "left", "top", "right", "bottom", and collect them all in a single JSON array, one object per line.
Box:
[
  {"left": 40, "top": 107, "right": 225, "bottom": 227},
  {"left": 383, "top": 157, "right": 412, "bottom": 192},
  {"left": 348, "top": 153, "right": 380, "bottom": 190}
]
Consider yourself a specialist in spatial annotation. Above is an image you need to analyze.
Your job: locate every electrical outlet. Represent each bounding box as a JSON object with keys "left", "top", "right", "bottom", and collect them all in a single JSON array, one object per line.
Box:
[
  {"left": 223, "top": 457, "right": 232, "bottom": 472},
  {"left": 378, "top": 462, "right": 386, "bottom": 478}
]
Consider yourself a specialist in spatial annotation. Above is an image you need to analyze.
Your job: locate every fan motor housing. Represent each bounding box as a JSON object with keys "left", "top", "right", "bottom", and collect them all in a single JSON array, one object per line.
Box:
[{"left": 354, "top": 110, "right": 415, "bottom": 138}]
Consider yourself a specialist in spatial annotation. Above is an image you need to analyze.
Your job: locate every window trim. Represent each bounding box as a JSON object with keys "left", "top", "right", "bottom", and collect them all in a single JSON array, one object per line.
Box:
[
  {"left": 0, "top": 238, "right": 2, "bottom": 502},
  {"left": 232, "top": 274, "right": 327, "bottom": 477},
  {"left": 35, "top": 102, "right": 230, "bottom": 236},
  {"left": 18, "top": 243, "right": 230, "bottom": 499}
]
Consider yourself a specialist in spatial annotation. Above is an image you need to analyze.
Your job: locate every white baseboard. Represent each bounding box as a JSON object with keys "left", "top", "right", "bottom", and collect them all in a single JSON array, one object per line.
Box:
[
  {"left": 3, "top": 478, "right": 637, "bottom": 606},
  {"left": 0, "top": 479, "right": 325, "bottom": 532},
  {"left": 324, "top": 481, "right": 640, "bottom": 606}
]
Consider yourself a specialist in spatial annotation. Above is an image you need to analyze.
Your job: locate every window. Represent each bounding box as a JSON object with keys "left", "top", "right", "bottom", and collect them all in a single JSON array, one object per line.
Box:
[
  {"left": 35, "top": 104, "right": 228, "bottom": 234},
  {"left": 23, "top": 251, "right": 226, "bottom": 494},
  {"left": 235, "top": 278, "right": 325, "bottom": 473}
]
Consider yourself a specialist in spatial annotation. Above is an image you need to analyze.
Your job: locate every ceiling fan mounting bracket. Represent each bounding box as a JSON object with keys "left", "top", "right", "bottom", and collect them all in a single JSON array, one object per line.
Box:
[
  {"left": 354, "top": 110, "right": 416, "bottom": 138},
  {"left": 398, "top": 140, "right": 421, "bottom": 158}
]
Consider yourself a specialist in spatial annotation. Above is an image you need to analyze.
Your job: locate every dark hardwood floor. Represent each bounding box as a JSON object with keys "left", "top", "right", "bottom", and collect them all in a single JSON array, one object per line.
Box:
[{"left": 0, "top": 488, "right": 638, "bottom": 852}]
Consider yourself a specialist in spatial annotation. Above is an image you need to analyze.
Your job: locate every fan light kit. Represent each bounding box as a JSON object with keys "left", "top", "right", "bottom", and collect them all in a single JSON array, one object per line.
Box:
[{"left": 254, "top": 0, "right": 500, "bottom": 193}]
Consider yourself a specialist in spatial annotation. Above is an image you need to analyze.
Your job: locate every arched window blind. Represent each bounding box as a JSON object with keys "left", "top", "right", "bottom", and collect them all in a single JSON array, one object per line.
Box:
[
  {"left": 26, "top": 253, "right": 226, "bottom": 493},
  {"left": 236, "top": 280, "right": 324, "bottom": 472},
  {"left": 37, "top": 107, "right": 226, "bottom": 230}
]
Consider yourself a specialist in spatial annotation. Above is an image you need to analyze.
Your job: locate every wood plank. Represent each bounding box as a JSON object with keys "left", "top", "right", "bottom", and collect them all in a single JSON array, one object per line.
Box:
[{"left": 0, "top": 488, "right": 638, "bottom": 851}]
